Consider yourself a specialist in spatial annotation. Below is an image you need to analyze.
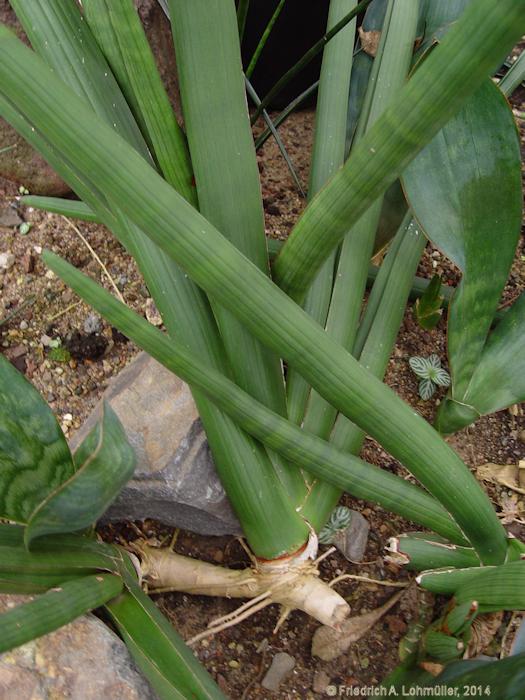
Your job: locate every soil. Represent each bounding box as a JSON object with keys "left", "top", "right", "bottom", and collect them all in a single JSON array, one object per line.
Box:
[{"left": 1, "top": 64, "right": 525, "bottom": 700}]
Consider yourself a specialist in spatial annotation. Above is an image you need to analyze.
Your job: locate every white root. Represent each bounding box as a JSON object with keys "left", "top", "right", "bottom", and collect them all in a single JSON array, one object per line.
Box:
[{"left": 133, "top": 536, "right": 350, "bottom": 639}]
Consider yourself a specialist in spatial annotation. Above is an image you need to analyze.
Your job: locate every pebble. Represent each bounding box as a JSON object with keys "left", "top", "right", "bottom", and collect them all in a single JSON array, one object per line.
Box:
[
  {"left": 83, "top": 312, "right": 102, "bottom": 334},
  {"left": 0, "top": 206, "right": 22, "bottom": 227},
  {"left": 228, "top": 660, "right": 239, "bottom": 669},
  {"left": 40, "top": 334, "right": 53, "bottom": 347},
  {"left": 312, "top": 670, "right": 331, "bottom": 694},
  {"left": 19, "top": 321, "right": 28, "bottom": 331},
  {"left": 0, "top": 252, "right": 15, "bottom": 270},
  {"left": 145, "top": 298, "right": 162, "bottom": 326},
  {"left": 261, "top": 652, "right": 295, "bottom": 691}
]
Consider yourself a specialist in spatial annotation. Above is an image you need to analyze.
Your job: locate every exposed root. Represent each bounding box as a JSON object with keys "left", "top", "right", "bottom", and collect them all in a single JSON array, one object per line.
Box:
[{"left": 131, "top": 534, "right": 350, "bottom": 640}]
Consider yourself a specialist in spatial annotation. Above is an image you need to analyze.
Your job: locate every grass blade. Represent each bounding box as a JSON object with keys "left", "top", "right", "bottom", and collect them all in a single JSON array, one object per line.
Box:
[
  {"left": 245, "top": 0, "right": 286, "bottom": 79},
  {"left": 251, "top": 0, "right": 373, "bottom": 123}
]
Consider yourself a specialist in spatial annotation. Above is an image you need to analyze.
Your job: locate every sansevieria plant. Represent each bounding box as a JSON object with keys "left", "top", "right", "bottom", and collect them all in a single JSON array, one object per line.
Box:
[{"left": 1, "top": 0, "right": 525, "bottom": 695}]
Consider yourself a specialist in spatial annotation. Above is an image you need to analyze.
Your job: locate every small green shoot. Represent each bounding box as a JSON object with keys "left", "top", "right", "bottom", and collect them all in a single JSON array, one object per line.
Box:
[{"left": 414, "top": 274, "right": 444, "bottom": 329}]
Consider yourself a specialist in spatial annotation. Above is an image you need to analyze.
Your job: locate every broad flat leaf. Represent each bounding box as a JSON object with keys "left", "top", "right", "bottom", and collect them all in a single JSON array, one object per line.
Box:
[
  {"left": 0, "top": 355, "right": 75, "bottom": 524},
  {"left": 25, "top": 402, "right": 135, "bottom": 544},
  {"left": 0, "top": 573, "right": 123, "bottom": 654},
  {"left": 449, "top": 292, "right": 525, "bottom": 423},
  {"left": 430, "top": 653, "right": 525, "bottom": 697},
  {"left": 403, "top": 78, "right": 522, "bottom": 412},
  {"left": 418, "top": 0, "right": 472, "bottom": 53},
  {"left": 432, "top": 369, "right": 451, "bottom": 388}
]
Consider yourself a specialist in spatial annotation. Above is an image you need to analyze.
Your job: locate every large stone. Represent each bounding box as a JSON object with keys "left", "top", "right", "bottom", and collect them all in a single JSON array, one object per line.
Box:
[
  {"left": 70, "top": 352, "right": 241, "bottom": 536},
  {"left": 0, "top": 596, "right": 157, "bottom": 700}
]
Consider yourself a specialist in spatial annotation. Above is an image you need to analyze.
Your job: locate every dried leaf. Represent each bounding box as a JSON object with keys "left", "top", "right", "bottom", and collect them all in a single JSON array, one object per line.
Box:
[
  {"left": 358, "top": 27, "right": 382, "bottom": 57},
  {"left": 311, "top": 590, "right": 405, "bottom": 661},
  {"left": 476, "top": 462, "right": 525, "bottom": 496},
  {"left": 466, "top": 612, "right": 503, "bottom": 657},
  {"left": 419, "top": 661, "right": 444, "bottom": 677}
]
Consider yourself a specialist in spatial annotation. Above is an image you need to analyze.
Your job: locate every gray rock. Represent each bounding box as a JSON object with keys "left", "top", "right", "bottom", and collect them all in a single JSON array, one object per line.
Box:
[
  {"left": 70, "top": 352, "right": 241, "bottom": 536},
  {"left": 0, "top": 595, "right": 157, "bottom": 700},
  {"left": 83, "top": 312, "right": 102, "bottom": 335},
  {"left": 333, "top": 510, "right": 370, "bottom": 562},
  {"left": 0, "top": 251, "right": 15, "bottom": 270},
  {"left": 261, "top": 652, "right": 295, "bottom": 691},
  {"left": 0, "top": 205, "right": 22, "bottom": 227}
]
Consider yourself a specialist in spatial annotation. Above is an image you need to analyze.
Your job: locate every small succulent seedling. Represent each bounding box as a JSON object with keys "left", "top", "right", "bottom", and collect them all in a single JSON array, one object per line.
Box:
[{"left": 409, "top": 354, "right": 451, "bottom": 400}]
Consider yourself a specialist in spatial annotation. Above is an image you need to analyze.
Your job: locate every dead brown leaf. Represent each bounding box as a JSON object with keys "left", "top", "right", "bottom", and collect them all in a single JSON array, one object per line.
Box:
[
  {"left": 311, "top": 589, "right": 405, "bottom": 661},
  {"left": 466, "top": 612, "right": 504, "bottom": 658},
  {"left": 358, "top": 27, "right": 381, "bottom": 57},
  {"left": 476, "top": 462, "right": 525, "bottom": 496}
]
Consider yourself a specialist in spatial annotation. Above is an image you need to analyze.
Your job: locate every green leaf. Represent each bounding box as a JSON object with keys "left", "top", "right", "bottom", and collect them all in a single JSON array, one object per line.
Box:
[
  {"left": 42, "top": 250, "right": 466, "bottom": 546},
  {"left": 25, "top": 403, "right": 135, "bottom": 545},
  {"left": 499, "top": 51, "right": 525, "bottom": 96},
  {"left": 9, "top": 0, "right": 307, "bottom": 560},
  {"left": 0, "top": 573, "right": 123, "bottom": 654},
  {"left": 403, "top": 78, "right": 522, "bottom": 416},
  {"left": 389, "top": 533, "right": 480, "bottom": 570},
  {"left": 454, "top": 560, "right": 525, "bottom": 612},
  {"left": 430, "top": 653, "right": 525, "bottom": 699},
  {"left": 419, "top": 379, "right": 436, "bottom": 400},
  {"left": 409, "top": 356, "right": 432, "bottom": 378},
  {"left": 0, "top": 355, "right": 75, "bottom": 524},
  {"left": 106, "top": 580, "right": 226, "bottom": 700},
  {"left": 437, "top": 292, "right": 525, "bottom": 432},
  {"left": 415, "top": 274, "right": 444, "bottom": 329},
  {"left": 273, "top": 0, "right": 525, "bottom": 301},
  {"left": 22, "top": 196, "right": 101, "bottom": 223},
  {"left": 82, "top": 0, "right": 195, "bottom": 204},
  {"left": 0, "top": 26, "right": 507, "bottom": 562}
]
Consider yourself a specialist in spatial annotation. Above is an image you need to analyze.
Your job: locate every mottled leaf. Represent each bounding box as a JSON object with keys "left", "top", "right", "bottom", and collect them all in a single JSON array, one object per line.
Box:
[
  {"left": 26, "top": 402, "right": 135, "bottom": 544},
  {"left": 0, "top": 355, "right": 75, "bottom": 524},
  {"left": 403, "top": 78, "right": 522, "bottom": 420}
]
